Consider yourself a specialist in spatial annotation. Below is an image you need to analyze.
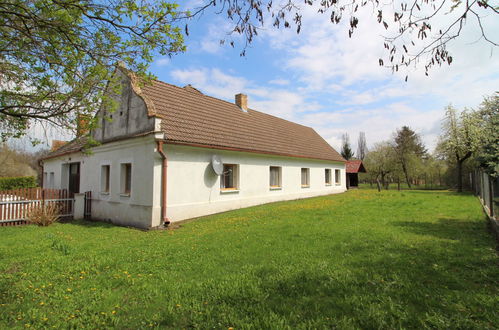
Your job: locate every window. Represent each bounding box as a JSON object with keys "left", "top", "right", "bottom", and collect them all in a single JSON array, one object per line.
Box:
[
  {"left": 101, "top": 165, "right": 110, "bottom": 193},
  {"left": 301, "top": 168, "right": 310, "bottom": 187},
  {"left": 269, "top": 166, "right": 282, "bottom": 189},
  {"left": 121, "top": 163, "right": 132, "bottom": 195},
  {"left": 325, "top": 169, "right": 332, "bottom": 185},
  {"left": 221, "top": 164, "right": 239, "bottom": 190},
  {"left": 335, "top": 169, "right": 341, "bottom": 185}
]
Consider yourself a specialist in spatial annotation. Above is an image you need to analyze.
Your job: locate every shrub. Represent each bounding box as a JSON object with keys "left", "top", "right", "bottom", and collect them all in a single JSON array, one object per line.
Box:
[
  {"left": 0, "top": 176, "right": 37, "bottom": 190},
  {"left": 27, "top": 203, "right": 60, "bottom": 226}
]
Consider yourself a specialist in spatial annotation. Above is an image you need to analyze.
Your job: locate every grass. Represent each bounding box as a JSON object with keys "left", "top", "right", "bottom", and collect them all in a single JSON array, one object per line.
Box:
[
  {"left": 0, "top": 189, "right": 497, "bottom": 329},
  {"left": 358, "top": 182, "right": 448, "bottom": 190}
]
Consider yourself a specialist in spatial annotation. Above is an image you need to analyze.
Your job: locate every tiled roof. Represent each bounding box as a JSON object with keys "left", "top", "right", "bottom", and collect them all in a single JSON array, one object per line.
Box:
[
  {"left": 43, "top": 136, "right": 88, "bottom": 160},
  {"left": 141, "top": 80, "right": 345, "bottom": 162},
  {"left": 346, "top": 160, "right": 366, "bottom": 173},
  {"left": 44, "top": 77, "right": 345, "bottom": 163}
]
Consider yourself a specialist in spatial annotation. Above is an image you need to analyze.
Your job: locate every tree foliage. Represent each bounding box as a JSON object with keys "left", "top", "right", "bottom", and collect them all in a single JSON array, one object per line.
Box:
[
  {"left": 340, "top": 133, "right": 354, "bottom": 160},
  {"left": 0, "top": 0, "right": 185, "bottom": 141},
  {"left": 393, "top": 126, "right": 427, "bottom": 188},
  {"left": 363, "top": 141, "right": 398, "bottom": 191},
  {"left": 436, "top": 105, "right": 484, "bottom": 191},
  {"left": 0, "top": 144, "right": 37, "bottom": 177},
  {"left": 475, "top": 93, "right": 499, "bottom": 178}
]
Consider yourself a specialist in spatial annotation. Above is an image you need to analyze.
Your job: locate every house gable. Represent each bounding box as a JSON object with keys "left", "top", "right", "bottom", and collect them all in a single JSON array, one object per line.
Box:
[{"left": 91, "top": 69, "right": 157, "bottom": 143}]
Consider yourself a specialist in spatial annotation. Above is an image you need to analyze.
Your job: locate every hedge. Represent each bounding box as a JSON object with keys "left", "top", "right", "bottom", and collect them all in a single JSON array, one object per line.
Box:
[{"left": 0, "top": 176, "right": 38, "bottom": 190}]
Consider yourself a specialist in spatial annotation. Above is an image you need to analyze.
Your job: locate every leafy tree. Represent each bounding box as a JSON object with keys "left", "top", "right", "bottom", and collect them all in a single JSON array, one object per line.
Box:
[
  {"left": 393, "top": 126, "right": 427, "bottom": 188},
  {"left": 364, "top": 141, "right": 397, "bottom": 191},
  {"left": 436, "top": 106, "right": 484, "bottom": 192},
  {"left": 357, "top": 131, "right": 368, "bottom": 161},
  {"left": 475, "top": 93, "right": 499, "bottom": 178},
  {"left": 0, "top": 0, "right": 185, "bottom": 141},
  {"left": 340, "top": 133, "right": 354, "bottom": 160}
]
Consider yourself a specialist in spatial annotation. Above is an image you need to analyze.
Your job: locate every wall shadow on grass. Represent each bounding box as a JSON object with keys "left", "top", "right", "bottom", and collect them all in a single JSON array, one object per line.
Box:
[
  {"left": 391, "top": 217, "right": 490, "bottom": 244},
  {"left": 61, "top": 219, "right": 118, "bottom": 229}
]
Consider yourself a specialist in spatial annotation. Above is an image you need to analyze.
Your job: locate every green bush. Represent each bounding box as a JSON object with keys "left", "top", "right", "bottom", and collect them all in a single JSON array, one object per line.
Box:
[{"left": 0, "top": 176, "right": 38, "bottom": 190}]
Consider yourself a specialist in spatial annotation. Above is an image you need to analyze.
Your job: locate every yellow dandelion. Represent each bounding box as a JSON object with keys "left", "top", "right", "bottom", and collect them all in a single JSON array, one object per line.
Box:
[
  {"left": 66, "top": 288, "right": 72, "bottom": 292},
  {"left": 39, "top": 302, "right": 45, "bottom": 306},
  {"left": 112, "top": 311, "right": 116, "bottom": 314},
  {"left": 175, "top": 304, "right": 181, "bottom": 307}
]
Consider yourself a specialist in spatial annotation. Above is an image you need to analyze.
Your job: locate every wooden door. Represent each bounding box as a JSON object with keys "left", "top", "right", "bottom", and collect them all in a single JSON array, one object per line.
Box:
[{"left": 68, "top": 162, "right": 80, "bottom": 194}]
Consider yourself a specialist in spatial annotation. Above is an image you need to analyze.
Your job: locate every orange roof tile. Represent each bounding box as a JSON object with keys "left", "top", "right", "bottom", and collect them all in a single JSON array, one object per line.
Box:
[{"left": 141, "top": 80, "right": 345, "bottom": 162}]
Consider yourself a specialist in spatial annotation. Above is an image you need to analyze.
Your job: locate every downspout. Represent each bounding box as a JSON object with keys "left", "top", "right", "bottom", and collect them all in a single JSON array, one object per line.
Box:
[
  {"left": 38, "top": 159, "right": 44, "bottom": 188},
  {"left": 156, "top": 140, "right": 170, "bottom": 226}
]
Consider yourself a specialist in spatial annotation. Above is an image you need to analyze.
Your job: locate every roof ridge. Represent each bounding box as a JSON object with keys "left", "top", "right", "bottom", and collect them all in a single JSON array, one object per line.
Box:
[
  {"left": 151, "top": 79, "right": 242, "bottom": 109},
  {"left": 151, "top": 79, "right": 315, "bottom": 131}
]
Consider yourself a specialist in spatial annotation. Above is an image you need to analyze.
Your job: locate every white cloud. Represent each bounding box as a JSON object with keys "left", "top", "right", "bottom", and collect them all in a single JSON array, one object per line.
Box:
[
  {"left": 170, "top": 67, "right": 247, "bottom": 100},
  {"left": 268, "top": 79, "right": 290, "bottom": 86},
  {"left": 154, "top": 57, "right": 170, "bottom": 67},
  {"left": 163, "top": 1, "right": 497, "bottom": 154}
]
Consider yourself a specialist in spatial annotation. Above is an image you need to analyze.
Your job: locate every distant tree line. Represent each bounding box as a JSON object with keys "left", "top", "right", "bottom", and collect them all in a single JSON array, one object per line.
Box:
[{"left": 358, "top": 93, "right": 498, "bottom": 192}]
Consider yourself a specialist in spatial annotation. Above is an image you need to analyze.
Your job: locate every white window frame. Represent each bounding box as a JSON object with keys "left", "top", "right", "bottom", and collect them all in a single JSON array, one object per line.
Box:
[
  {"left": 269, "top": 166, "right": 282, "bottom": 190},
  {"left": 120, "top": 163, "right": 132, "bottom": 196},
  {"left": 101, "top": 165, "right": 110, "bottom": 194},
  {"left": 335, "top": 169, "right": 341, "bottom": 185},
  {"left": 325, "top": 169, "right": 332, "bottom": 186},
  {"left": 301, "top": 168, "right": 310, "bottom": 188},
  {"left": 220, "top": 164, "right": 239, "bottom": 192}
]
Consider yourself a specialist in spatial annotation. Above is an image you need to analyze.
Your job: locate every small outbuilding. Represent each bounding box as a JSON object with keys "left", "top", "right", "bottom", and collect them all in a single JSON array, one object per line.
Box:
[{"left": 346, "top": 160, "right": 366, "bottom": 189}]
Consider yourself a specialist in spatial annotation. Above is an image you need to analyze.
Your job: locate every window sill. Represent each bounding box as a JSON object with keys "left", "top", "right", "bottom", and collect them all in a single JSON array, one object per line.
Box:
[
  {"left": 325, "top": 184, "right": 332, "bottom": 186},
  {"left": 335, "top": 183, "right": 341, "bottom": 186},
  {"left": 120, "top": 193, "right": 131, "bottom": 197},
  {"left": 220, "top": 189, "right": 239, "bottom": 194},
  {"left": 100, "top": 191, "right": 110, "bottom": 195},
  {"left": 270, "top": 186, "right": 282, "bottom": 191},
  {"left": 301, "top": 185, "right": 310, "bottom": 188}
]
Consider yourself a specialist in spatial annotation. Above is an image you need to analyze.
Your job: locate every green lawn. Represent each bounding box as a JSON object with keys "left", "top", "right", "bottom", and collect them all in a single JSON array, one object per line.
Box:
[{"left": 1, "top": 190, "right": 497, "bottom": 329}]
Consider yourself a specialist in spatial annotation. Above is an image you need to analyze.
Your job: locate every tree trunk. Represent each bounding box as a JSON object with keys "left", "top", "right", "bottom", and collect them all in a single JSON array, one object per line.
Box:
[
  {"left": 397, "top": 177, "right": 400, "bottom": 191},
  {"left": 376, "top": 177, "right": 381, "bottom": 192},
  {"left": 456, "top": 152, "right": 472, "bottom": 193},
  {"left": 402, "top": 162, "right": 411, "bottom": 189},
  {"left": 457, "top": 160, "right": 463, "bottom": 192}
]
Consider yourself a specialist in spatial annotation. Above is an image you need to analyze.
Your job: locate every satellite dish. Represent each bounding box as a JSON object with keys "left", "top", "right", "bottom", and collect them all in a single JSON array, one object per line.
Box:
[{"left": 211, "top": 155, "right": 223, "bottom": 175}]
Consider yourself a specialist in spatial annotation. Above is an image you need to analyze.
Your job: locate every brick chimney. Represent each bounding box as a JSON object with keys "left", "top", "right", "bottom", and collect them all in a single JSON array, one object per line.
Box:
[
  {"left": 76, "top": 113, "right": 90, "bottom": 137},
  {"left": 235, "top": 93, "right": 248, "bottom": 112}
]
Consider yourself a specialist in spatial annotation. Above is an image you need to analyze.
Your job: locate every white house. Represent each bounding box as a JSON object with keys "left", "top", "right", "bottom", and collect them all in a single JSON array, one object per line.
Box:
[{"left": 42, "top": 69, "right": 347, "bottom": 229}]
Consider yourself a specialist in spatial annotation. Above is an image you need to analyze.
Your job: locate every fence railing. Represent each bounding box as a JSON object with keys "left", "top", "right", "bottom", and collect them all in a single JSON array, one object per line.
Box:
[
  {"left": 0, "top": 188, "right": 74, "bottom": 225},
  {"left": 471, "top": 169, "right": 497, "bottom": 220}
]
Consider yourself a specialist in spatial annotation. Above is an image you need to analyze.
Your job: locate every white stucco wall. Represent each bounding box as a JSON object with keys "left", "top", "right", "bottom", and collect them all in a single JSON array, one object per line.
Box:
[
  {"left": 42, "top": 135, "right": 159, "bottom": 228},
  {"left": 161, "top": 144, "right": 347, "bottom": 223},
  {"left": 43, "top": 139, "right": 346, "bottom": 228}
]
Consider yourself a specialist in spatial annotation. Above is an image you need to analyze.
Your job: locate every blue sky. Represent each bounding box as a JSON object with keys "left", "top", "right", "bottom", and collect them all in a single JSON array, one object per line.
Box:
[
  {"left": 25, "top": 1, "right": 498, "bottom": 153},
  {"left": 147, "top": 1, "right": 498, "bottom": 153}
]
